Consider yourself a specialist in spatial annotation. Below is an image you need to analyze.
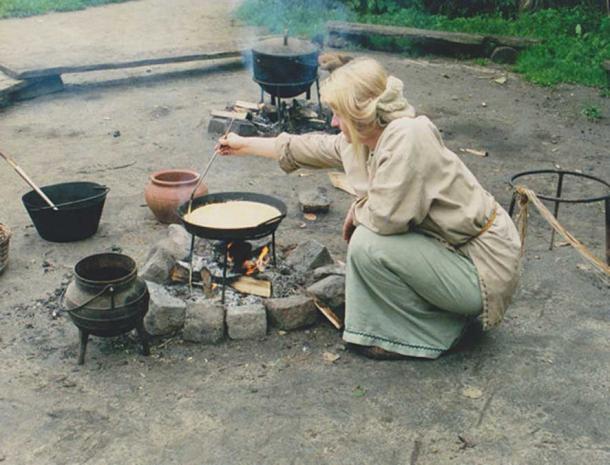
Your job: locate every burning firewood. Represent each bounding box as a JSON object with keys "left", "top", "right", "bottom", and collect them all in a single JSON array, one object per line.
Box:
[
  {"left": 170, "top": 261, "right": 271, "bottom": 298},
  {"left": 170, "top": 262, "right": 200, "bottom": 283},
  {"left": 230, "top": 276, "right": 272, "bottom": 298}
]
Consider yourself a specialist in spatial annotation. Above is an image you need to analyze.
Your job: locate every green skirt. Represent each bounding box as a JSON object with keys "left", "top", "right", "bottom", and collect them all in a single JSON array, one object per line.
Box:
[{"left": 343, "top": 226, "right": 483, "bottom": 359}]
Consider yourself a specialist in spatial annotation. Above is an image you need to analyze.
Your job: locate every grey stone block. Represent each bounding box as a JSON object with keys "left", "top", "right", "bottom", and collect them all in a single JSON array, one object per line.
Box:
[
  {"left": 144, "top": 282, "right": 186, "bottom": 336},
  {"left": 226, "top": 303, "right": 267, "bottom": 340},
  {"left": 183, "top": 300, "right": 225, "bottom": 344},
  {"left": 208, "top": 118, "right": 258, "bottom": 137},
  {"left": 285, "top": 239, "right": 333, "bottom": 274},
  {"left": 167, "top": 224, "right": 192, "bottom": 260},
  {"left": 264, "top": 294, "right": 319, "bottom": 330},
  {"left": 312, "top": 263, "right": 346, "bottom": 281},
  {"left": 207, "top": 116, "right": 229, "bottom": 134},
  {"left": 139, "top": 226, "right": 192, "bottom": 283},
  {"left": 307, "top": 275, "right": 345, "bottom": 308},
  {"left": 139, "top": 246, "right": 174, "bottom": 284},
  {"left": 298, "top": 187, "right": 331, "bottom": 213}
]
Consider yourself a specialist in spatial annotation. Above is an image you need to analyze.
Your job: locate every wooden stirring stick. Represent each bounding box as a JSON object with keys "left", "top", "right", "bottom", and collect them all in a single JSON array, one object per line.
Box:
[
  {"left": 187, "top": 118, "right": 235, "bottom": 215},
  {"left": 0, "top": 150, "right": 59, "bottom": 210}
]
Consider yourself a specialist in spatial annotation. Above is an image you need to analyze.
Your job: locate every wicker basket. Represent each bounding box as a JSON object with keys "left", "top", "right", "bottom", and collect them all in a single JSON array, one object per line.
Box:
[{"left": 0, "top": 223, "right": 10, "bottom": 275}]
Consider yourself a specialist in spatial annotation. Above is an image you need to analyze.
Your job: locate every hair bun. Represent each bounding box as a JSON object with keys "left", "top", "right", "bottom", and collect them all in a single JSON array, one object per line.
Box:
[{"left": 375, "top": 76, "right": 415, "bottom": 125}]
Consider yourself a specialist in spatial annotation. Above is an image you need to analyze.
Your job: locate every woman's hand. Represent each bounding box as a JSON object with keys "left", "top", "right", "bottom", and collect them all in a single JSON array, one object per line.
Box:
[
  {"left": 342, "top": 205, "right": 356, "bottom": 242},
  {"left": 216, "top": 132, "right": 248, "bottom": 156}
]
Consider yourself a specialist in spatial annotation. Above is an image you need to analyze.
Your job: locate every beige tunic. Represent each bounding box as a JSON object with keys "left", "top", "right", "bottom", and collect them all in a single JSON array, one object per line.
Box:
[{"left": 275, "top": 116, "right": 521, "bottom": 329}]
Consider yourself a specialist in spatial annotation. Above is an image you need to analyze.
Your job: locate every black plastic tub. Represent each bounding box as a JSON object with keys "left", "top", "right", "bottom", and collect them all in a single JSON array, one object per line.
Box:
[{"left": 22, "top": 182, "right": 109, "bottom": 242}]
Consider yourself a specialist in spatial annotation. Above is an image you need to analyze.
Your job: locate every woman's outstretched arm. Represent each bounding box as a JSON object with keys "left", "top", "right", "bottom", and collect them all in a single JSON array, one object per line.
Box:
[{"left": 216, "top": 133, "right": 279, "bottom": 159}]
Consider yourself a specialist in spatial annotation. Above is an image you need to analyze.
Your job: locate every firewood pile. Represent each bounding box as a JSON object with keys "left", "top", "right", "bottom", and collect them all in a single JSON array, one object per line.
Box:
[{"left": 208, "top": 99, "right": 338, "bottom": 137}]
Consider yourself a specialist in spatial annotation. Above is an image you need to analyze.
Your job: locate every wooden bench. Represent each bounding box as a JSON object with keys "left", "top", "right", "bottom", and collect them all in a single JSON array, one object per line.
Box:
[{"left": 326, "top": 21, "right": 541, "bottom": 60}]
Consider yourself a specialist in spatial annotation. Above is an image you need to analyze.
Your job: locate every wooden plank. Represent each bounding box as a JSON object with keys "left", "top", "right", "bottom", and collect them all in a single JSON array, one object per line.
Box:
[
  {"left": 0, "top": 71, "right": 27, "bottom": 102},
  {"left": 327, "top": 21, "right": 484, "bottom": 47},
  {"left": 210, "top": 110, "right": 249, "bottom": 121},
  {"left": 0, "top": 49, "right": 243, "bottom": 80},
  {"left": 314, "top": 300, "right": 343, "bottom": 330},
  {"left": 326, "top": 21, "right": 540, "bottom": 50},
  {"left": 0, "top": 35, "right": 274, "bottom": 80},
  {"left": 234, "top": 100, "right": 261, "bottom": 112}
]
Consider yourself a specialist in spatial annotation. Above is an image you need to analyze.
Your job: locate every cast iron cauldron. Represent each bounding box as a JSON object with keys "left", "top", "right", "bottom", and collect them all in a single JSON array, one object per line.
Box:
[
  {"left": 62, "top": 253, "right": 150, "bottom": 364},
  {"left": 252, "top": 35, "right": 319, "bottom": 99}
]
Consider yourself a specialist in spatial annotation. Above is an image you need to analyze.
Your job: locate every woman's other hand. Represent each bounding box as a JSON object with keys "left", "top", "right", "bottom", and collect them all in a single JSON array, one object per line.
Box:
[
  {"left": 216, "top": 132, "right": 247, "bottom": 156},
  {"left": 343, "top": 205, "right": 356, "bottom": 242}
]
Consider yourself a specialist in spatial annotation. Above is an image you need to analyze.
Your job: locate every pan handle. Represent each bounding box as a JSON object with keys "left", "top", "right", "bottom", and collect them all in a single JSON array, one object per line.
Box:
[{"left": 257, "top": 214, "right": 285, "bottom": 228}]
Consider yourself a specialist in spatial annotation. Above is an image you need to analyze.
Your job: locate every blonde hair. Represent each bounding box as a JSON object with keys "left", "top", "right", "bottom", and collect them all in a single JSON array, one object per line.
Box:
[{"left": 320, "top": 57, "right": 415, "bottom": 154}]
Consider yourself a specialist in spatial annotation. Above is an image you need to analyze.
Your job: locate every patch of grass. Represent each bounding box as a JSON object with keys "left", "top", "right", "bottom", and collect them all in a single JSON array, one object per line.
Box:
[
  {"left": 581, "top": 105, "right": 603, "bottom": 121},
  {"left": 0, "top": 0, "right": 132, "bottom": 19},
  {"left": 359, "top": 7, "right": 610, "bottom": 88},
  {"left": 472, "top": 57, "right": 490, "bottom": 66}
]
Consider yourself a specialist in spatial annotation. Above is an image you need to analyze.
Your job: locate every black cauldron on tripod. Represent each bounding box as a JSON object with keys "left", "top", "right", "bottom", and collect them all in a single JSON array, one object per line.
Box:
[
  {"left": 251, "top": 33, "right": 321, "bottom": 123},
  {"left": 62, "top": 253, "right": 150, "bottom": 365}
]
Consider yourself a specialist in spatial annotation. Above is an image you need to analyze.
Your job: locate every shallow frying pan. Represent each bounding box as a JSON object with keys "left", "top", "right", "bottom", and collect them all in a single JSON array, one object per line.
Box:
[{"left": 178, "top": 192, "right": 287, "bottom": 241}]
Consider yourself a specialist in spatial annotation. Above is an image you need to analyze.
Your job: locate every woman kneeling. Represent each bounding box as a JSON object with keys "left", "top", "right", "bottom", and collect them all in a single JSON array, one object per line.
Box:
[{"left": 217, "top": 57, "right": 521, "bottom": 359}]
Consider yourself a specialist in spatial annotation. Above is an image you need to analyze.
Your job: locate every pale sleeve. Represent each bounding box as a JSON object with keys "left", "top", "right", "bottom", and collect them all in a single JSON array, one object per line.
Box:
[
  {"left": 274, "top": 132, "right": 346, "bottom": 173},
  {"left": 353, "top": 124, "right": 433, "bottom": 235}
]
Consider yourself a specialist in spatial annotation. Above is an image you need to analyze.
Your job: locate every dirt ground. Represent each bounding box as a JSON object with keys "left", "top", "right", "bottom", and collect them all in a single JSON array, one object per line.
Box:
[{"left": 1, "top": 5, "right": 610, "bottom": 465}]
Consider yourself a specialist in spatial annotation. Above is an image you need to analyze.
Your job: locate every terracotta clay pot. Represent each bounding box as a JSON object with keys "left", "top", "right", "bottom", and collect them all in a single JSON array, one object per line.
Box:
[{"left": 145, "top": 169, "right": 208, "bottom": 224}]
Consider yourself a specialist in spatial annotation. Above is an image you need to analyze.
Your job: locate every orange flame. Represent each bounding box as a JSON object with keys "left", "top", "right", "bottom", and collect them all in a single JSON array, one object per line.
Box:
[{"left": 244, "top": 246, "right": 270, "bottom": 276}]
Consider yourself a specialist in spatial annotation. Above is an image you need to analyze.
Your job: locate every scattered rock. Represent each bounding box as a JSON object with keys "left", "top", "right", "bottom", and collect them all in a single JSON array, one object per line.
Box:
[
  {"left": 322, "top": 352, "right": 341, "bottom": 363},
  {"left": 490, "top": 46, "right": 518, "bottom": 64},
  {"left": 286, "top": 239, "right": 333, "bottom": 274},
  {"left": 112, "top": 130, "right": 121, "bottom": 138},
  {"left": 312, "top": 263, "right": 346, "bottom": 281},
  {"left": 144, "top": 282, "right": 186, "bottom": 336},
  {"left": 298, "top": 187, "right": 331, "bottom": 213},
  {"left": 462, "top": 386, "right": 483, "bottom": 399},
  {"left": 226, "top": 303, "right": 267, "bottom": 340},
  {"left": 183, "top": 300, "right": 225, "bottom": 344},
  {"left": 307, "top": 275, "right": 345, "bottom": 308},
  {"left": 458, "top": 434, "right": 476, "bottom": 450},
  {"left": 264, "top": 294, "right": 319, "bottom": 330}
]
